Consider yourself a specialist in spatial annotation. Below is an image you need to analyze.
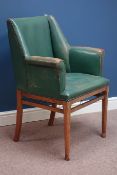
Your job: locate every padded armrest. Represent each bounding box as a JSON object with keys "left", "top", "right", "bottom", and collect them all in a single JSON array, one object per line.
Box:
[
  {"left": 25, "top": 56, "right": 64, "bottom": 69},
  {"left": 69, "top": 46, "right": 104, "bottom": 76},
  {"left": 25, "top": 56, "right": 66, "bottom": 97}
]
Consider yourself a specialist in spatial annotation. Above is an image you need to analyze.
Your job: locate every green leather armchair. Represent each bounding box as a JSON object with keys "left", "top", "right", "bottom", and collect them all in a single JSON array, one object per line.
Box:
[{"left": 7, "top": 15, "right": 109, "bottom": 161}]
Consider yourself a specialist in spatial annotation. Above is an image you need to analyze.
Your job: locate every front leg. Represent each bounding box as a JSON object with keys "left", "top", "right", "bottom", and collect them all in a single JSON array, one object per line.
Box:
[
  {"left": 14, "top": 90, "right": 23, "bottom": 142},
  {"left": 63, "top": 102, "right": 71, "bottom": 161}
]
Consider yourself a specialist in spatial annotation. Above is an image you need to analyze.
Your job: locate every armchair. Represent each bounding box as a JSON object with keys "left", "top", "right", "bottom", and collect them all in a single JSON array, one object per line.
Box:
[{"left": 7, "top": 15, "right": 109, "bottom": 161}]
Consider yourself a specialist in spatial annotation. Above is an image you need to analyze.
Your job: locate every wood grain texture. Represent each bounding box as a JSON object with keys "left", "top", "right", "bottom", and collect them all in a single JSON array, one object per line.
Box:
[
  {"left": 63, "top": 102, "right": 71, "bottom": 161},
  {"left": 70, "top": 86, "right": 107, "bottom": 104},
  {"left": 71, "top": 95, "right": 104, "bottom": 113},
  {"left": 22, "top": 100, "right": 63, "bottom": 113},
  {"left": 22, "top": 92, "right": 64, "bottom": 105},
  {"left": 48, "top": 104, "right": 57, "bottom": 126},
  {"left": 14, "top": 90, "right": 23, "bottom": 142},
  {"left": 14, "top": 85, "right": 109, "bottom": 160},
  {"left": 101, "top": 87, "right": 109, "bottom": 138}
]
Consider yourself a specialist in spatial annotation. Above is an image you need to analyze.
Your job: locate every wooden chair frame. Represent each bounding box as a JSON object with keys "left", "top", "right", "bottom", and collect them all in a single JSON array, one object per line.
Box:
[{"left": 14, "top": 85, "right": 109, "bottom": 161}]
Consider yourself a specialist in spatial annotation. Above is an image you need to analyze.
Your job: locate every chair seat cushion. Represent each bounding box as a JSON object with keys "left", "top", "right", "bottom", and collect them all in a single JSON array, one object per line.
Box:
[{"left": 60, "top": 73, "right": 109, "bottom": 100}]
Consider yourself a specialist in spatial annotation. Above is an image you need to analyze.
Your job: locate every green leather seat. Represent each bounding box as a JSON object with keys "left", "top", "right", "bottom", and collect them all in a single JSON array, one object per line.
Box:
[
  {"left": 7, "top": 15, "right": 109, "bottom": 101},
  {"left": 61, "top": 73, "right": 109, "bottom": 100}
]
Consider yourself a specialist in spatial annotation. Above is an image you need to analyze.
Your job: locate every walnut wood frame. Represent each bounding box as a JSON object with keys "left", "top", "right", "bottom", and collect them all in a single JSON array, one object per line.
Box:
[{"left": 14, "top": 86, "right": 109, "bottom": 161}]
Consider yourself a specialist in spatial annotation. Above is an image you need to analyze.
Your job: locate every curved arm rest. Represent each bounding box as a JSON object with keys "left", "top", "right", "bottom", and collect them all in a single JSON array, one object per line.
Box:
[
  {"left": 25, "top": 56, "right": 64, "bottom": 70},
  {"left": 69, "top": 46, "right": 105, "bottom": 76}
]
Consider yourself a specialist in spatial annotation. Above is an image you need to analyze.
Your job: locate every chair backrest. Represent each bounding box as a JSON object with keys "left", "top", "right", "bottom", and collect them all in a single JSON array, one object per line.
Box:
[
  {"left": 7, "top": 15, "right": 70, "bottom": 89},
  {"left": 48, "top": 16, "right": 70, "bottom": 72},
  {"left": 8, "top": 16, "right": 54, "bottom": 57}
]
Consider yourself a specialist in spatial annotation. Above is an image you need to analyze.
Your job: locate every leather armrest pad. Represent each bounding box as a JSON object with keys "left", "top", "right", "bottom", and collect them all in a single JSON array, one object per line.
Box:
[
  {"left": 70, "top": 46, "right": 104, "bottom": 57},
  {"left": 69, "top": 46, "right": 104, "bottom": 76},
  {"left": 25, "top": 56, "right": 64, "bottom": 69}
]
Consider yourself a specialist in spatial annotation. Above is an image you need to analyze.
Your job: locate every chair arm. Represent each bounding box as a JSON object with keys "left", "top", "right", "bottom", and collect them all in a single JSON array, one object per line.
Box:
[
  {"left": 25, "top": 56, "right": 64, "bottom": 69},
  {"left": 25, "top": 56, "right": 66, "bottom": 98},
  {"left": 69, "top": 46, "right": 104, "bottom": 76}
]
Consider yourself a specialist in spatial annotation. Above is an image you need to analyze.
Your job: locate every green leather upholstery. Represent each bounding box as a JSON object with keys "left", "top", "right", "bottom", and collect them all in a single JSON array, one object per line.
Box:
[
  {"left": 11, "top": 16, "right": 53, "bottom": 57},
  {"left": 7, "top": 15, "right": 109, "bottom": 101},
  {"left": 60, "top": 73, "right": 109, "bottom": 100},
  {"left": 48, "top": 16, "right": 70, "bottom": 72},
  {"left": 25, "top": 56, "right": 66, "bottom": 98},
  {"left": 69, "top": 47, "right": 104, "bottom": 76}
]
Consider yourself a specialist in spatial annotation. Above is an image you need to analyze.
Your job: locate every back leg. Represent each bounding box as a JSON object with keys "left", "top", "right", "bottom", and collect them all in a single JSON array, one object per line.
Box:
[
  {"left": 48, "top": 104, "right": 57, "bottom": 126},
  {"left": 14, "top": 90, "right": 23, "bottom": 142},
  {"left": 101, "top": 87, "right": 109, "bottom": 138}
]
